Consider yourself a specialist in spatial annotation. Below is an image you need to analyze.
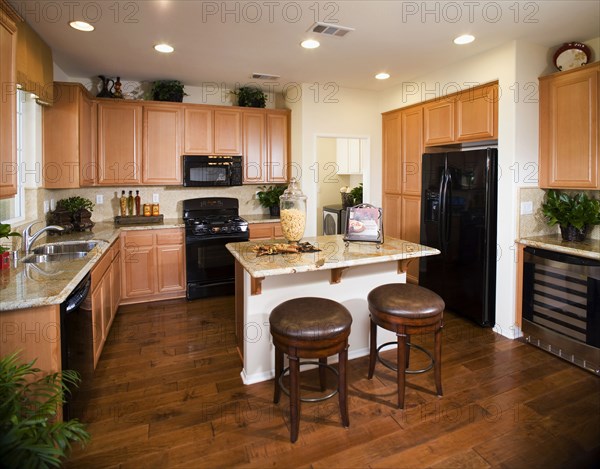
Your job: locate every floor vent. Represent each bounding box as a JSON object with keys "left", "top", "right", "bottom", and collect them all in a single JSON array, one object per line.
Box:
[{"left": 308, "top": 22, "right": 354, "bottom": 37}]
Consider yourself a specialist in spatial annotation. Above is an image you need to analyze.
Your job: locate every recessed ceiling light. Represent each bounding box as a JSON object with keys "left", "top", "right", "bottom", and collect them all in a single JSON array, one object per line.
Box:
[
  {"left": 301, "top": 39, "right": 320, "bottom": 49},
  {"left": 69, "top": 21, "right": 94, "bottom": 32},
  {"left": 154, "top": 43, "right": 174, "bottom": 53},
  {"left": 375, "top": 73, "right": 390, "bottom": 80},
  {"left": 454, "top": 34, "right": 475, "bottom": 45}
]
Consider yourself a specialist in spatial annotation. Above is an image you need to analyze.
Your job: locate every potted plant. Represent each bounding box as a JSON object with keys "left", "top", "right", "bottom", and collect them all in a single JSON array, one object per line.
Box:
[
  {"left": 0, "top": 223, "right": 21, "bottom": 270},
  {"left": 50, "top": 197, "right": 95, "bottom": 233},
  {"left": 0, "top": 351, "right": 90, "bottom": 467},
  {"left": 233, "top": 86, "right": 267, "bottom": 108},
  {"left": 257, "top": 185, "right": 287, "bottom": 217},
  {"left": 541, "top": 189, "right": 600, "bottom": 242},
  {"left": 151, "top": 80, "right": 188, "bottom": 102},
  {"left": 340, "top": 183, "right": 363, "bottom": 208}
]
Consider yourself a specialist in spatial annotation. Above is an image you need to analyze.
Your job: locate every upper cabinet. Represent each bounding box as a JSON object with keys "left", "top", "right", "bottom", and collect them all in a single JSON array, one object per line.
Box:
[
  {"left": 242, "top": 109, "right": 290, "bottom": 184},
  {"left": 0, "top": 9, "right": 17, "bottom": 199},
  {"left": 97, "top": 100, "right": 143, "bottom": 185},
  {"left": 142, "top": 103, "right": 183, "bottom": 185},
  {"left": 382, "top": 111, "right": 402, "bottom": 194},
  {"left": 184, "top": 106, "right": 242, "bottom": 155},
  {"left": 43, "top": 83, "right": 94, "bottom": 188},
  {"left": 336, "top": 138, "right": 362, "bottom": 175},
  {"left": 424, "top": 83, "right": 498, "bottom": 146},
  {"left": 401, "top": 107, "right": 423, "bottom": 196},
  {"left": 539, "top": 62, "right": 599, "bottom": 189}
]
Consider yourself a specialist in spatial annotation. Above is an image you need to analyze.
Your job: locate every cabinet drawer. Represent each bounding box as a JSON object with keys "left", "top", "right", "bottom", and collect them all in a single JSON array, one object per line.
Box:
[
  {"left": 249, "top": 223, "right": 276, "bottom": 240},
  {"left": 122, "top": 230, "right": 154, "bottom": 246},
  {"left": 156, "top": 228, "right": 184, "bottom": 245}
]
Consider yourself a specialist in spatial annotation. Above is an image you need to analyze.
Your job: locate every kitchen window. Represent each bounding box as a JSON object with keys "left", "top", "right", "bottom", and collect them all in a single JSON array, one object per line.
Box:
[{"left": 0, "top": 89, "right": 25, "bottom": 224}]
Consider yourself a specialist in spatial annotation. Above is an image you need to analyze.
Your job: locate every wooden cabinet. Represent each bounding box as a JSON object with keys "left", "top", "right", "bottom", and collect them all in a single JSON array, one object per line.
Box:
[
  {"left": 183, "top": 106, "right": 242, "bottom": 155},
  {"left": 383, "top": 193, "right": 402, "bottom": 239},
  {"left": 90, "top": 240, "right": 121, "bottom": 367},
  {"left": 336, "top": 138, "right": 362, "bottom": 174},
  {"left": 382, "top": 111, "right": 402, "bottom": 194},
  {"left": 97, "top": 101, "right": 142, "bottom": 185},
  {"left": 143, "top": 104, "right": 183, "bottom": 185},
  {"left": 0, "top": 8, "right": 17, "bottom": 199},
  {"left": 121, "top": 228, "right": 185, "bottom": 304},
  {"left": 242, "top": 109, "right": 290, "bottom": 183},
  {"left": 424, "top": 83, "right": 498, "bottom": 146},
  {"left": 43, "top": 83, "right": 95, "bottom": 188},
  {"left": 539, "top": 62, "right": 599, "bottom": 189},
  {"left": 249, "top": 222, "right": 283, "bottom": 240},
  {"left": 401, "top": 195, "right": 421, "bottom": 283},
  {"left": 401, "top": 107, "right": 423, "bottom": 196}
]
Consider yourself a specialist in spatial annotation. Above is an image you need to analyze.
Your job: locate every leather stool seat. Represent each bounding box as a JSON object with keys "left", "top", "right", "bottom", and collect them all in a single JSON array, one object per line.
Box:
[
  {"left": 270, "top": 297, "right": 352, "bottom": 443},
  {"left": 367, "top": 283, "right": 444, "bottom": 409}
]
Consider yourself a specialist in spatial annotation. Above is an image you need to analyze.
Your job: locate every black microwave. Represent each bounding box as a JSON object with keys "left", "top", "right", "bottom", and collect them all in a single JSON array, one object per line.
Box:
[{"left": 183, "top": 155, "right": 243, "bottom": 187}]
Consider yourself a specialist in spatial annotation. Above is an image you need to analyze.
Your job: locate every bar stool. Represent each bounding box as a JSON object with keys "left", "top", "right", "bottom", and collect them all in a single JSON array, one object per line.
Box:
[
  {"left": 270, "top": 297, "right": 352, "bottom": 443},
  {"left": 367, "top": 283, "right": 444, "bottom": 409}
]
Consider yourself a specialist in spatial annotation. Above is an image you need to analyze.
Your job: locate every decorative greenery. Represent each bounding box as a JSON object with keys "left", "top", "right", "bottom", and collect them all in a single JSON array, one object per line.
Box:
[
  {"left": 257, "top": 185, "right": 287, "bottom": 208},
  {"left": 350, "top": 183, "right": 363, "bottom": 205},
  {"left": 151, "top": 80, "right": 188, "bottom": 102},
  {"left": 0, "top": 223, "right": 21, "bottom": 254},
  {"left": 541, "top": 190, "right": 600, "bottom": 230},
  {"left": 233, "top": 87, "right": 267, "bottom": 108},
  {"left": 0, "top": 351, "right": 90, "bottom": 468},
  {"left": 56, "top": 197, "right": 94, "bottom": 214}
]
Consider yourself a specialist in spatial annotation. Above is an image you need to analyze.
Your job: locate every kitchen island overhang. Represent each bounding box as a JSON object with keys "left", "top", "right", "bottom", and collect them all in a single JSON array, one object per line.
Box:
[{"left": 226, "top": 235, "right": 440, "bottom": 385}]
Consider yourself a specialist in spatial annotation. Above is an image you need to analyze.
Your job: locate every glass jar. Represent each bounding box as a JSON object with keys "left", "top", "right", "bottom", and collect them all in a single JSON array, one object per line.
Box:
[{"left": 279, "top": 178, "right": 307, "bottom": 244}]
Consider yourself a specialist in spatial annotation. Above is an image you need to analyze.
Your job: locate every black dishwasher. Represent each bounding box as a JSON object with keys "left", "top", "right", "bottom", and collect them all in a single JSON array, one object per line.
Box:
[
  {"left": 522, "top": 247, "right": 599, "bottom": 375},
  {"left": 60, "top": 273, "right": 92, "bottom": 420}
]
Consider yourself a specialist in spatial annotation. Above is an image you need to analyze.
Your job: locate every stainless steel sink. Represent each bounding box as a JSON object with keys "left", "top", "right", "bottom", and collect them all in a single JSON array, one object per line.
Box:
[
  {"left": 32, "top": 241, "right": 98, "bottom": 255},
  {"left": 23, "top": 252, "right": 90, "bottom": 264}
]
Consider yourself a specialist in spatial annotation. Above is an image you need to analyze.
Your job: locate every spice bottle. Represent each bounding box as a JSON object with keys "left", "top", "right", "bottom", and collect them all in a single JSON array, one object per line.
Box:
[
  {"left": 127, "top": 190, "right": 134, "bottom": 216},
  {"left": 120, "top": 190, "right": 127, "bottom": 217},
  {"left": 135, "top": 190, "right": 141, "bottom": 216}
]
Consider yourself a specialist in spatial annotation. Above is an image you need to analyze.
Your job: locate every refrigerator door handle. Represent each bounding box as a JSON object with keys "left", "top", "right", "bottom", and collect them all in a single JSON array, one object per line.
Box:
[
  {"left": 444, "top": 172, "right": 452, "bottom": 245},
  {"left": 438, "top": 171, "right": 447, "bottom": 250}
]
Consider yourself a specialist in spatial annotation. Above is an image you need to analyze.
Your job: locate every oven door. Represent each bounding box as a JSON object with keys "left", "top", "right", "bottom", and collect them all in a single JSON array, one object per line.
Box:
[
  {"left": 186, "top": 233, "right": 247, "bottom": 299},
  {"left": 183, "top": 161, "right": 231, "bottom": 187}
]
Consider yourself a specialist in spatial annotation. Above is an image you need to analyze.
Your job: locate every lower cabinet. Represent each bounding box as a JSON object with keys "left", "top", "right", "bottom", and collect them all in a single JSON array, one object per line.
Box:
[
  {"left": 248, "top": 222, "right": 283, "bottom": 240},
  {"left": 120, "top": 228, "right": 186, "bottom": 304},
  {"left": 90, "top": 240, "right": 121, "bottom": 368}
]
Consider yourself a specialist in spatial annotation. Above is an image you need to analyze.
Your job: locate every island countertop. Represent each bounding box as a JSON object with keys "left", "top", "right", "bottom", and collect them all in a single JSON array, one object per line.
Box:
[{"left": 226, "top": 235, "right": 440, "bottom": 278}]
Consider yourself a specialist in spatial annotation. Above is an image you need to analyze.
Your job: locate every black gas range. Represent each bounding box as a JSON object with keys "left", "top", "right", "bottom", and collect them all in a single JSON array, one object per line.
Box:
[{"left": 183, "top": 197, "right": 249, "bottom": 300}]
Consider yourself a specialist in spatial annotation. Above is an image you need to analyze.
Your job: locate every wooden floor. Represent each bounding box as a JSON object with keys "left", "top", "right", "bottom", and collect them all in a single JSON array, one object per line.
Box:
[{"left": 67, "top": 297, "right": 600, "bottom": 468}]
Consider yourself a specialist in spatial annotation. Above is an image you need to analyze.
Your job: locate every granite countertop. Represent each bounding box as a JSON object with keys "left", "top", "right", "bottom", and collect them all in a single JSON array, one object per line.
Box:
[
  {"left": 226, "top": 235, "right": 440, "bottom": 278},
  {"left": 242, "top": 214, "right": 280, "bottom": 224},
  {"left": 0, "top": 219, "right": 185, "bottom": 311},
  {"left": 518, "top": 234, "right": 600, "bottom": 260}
]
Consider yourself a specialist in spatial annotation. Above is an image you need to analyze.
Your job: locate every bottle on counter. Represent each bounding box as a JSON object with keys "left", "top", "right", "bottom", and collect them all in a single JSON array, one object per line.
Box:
[
  {"left": 127, "top": 190, "right": 134, "bottom": 216},
  {"left": 120, "top": 190, "right": 127, "bottom": 217},
  {"left": 135, "top": 190, "right": 141, "bottom": 216}
]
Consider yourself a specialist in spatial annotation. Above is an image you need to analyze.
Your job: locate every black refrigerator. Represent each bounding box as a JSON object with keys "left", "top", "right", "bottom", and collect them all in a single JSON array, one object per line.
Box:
[{"left": 419, "top": 148, "right": 497, "bottom": 327}]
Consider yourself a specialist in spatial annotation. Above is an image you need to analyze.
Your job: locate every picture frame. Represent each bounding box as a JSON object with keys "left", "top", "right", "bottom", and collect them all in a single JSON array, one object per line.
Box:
[{"left": 343, "top": 204, "right": 384, "bottom": 244}]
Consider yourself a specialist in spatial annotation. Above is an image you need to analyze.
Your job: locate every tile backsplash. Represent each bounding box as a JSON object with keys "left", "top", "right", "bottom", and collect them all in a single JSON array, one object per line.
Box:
[{"left": 519, "top": 187, "right": 600, "bottom": 239}]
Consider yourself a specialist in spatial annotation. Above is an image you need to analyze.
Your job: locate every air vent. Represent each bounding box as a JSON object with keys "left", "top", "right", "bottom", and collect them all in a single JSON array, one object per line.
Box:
[
  {"left": 251, "top": 73, "right": 281, "bottom": 80},
  {"left": 308, "top": 22, "right": 354, "bottom": 37}
]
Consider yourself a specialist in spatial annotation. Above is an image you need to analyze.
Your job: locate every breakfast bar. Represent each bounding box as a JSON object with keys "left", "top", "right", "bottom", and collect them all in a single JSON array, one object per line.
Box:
[{"left": 226, "top": 235, "right": 440, "bottom": 384}]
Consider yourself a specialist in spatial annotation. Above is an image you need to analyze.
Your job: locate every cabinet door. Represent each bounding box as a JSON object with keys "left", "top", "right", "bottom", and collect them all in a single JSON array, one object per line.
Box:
[
  {"left": 242, "top": 110, "right": 266, "bottom": 183},
  {"left": 100, "top": 272, "right": 112, "bottom": 340},
  {"left": 97, "top": 102, "right": 142, "bottom": 185},
  {"left": 383, "top": 192, "right": 402, "bottom": 239},
  {"left": 0, "top": 14, "right": 17, "bottom": 199},
  {"left": 121, "top": 232, "right": 155, "bottom": 298},
  {"left": 401, "top": 107, "right": 423, "bottom": 196},
  {"left": 91, "top": 285, "right": 104, "bottom": 368},
  {"left": 79, "top": 93, "right": 96, "bottom": 186},
  {"left": 184, "top": 107, "right": 213, "bottom": 154},
  {"left": 401, "top": 195, "right": 421, "bottom": 283},
  {"left": 539, "top": 64, "right": 599, "bottom": 189},
  {"left": 456, "top": 84, "right": 498, "bottom": 142},
  {"left": 214, "top": 109, "right": 242, "bottom": 155},
  {"left": 143, "top": 105, "right": 183, "bottom": 185},
  {"left": 424, "top": 100, "right": 454, "bottom": 146},
  {"left": 155, "top": 229, "right": 185, "bottom": 294},
  {"left": 347, "top": 139, "right": 362, "bottom": 174},
  {"left": 382, "top": 112, "right": 401, "bottom": 194},
  {"left": 111, "top": 250, "right": 121, "bottom": 316},
  {"left": 336, "top": 138, "right": 350, "bottom": 174},
  {"left": 266, "top": 111, "right": 289, "bottom": 182}
]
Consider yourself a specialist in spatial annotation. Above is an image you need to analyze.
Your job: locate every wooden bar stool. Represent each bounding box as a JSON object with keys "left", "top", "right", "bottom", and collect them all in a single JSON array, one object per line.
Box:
[
  {"left": 367, "top": 283, "right": 444, "bottom": 409},
  {"left": 270, "top": 297, "right": 352, "bottom": 443}
]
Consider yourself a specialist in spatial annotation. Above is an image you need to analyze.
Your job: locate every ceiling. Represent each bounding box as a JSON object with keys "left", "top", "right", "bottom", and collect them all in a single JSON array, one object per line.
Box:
[{"left": 8, "top": 0, "right": 600, "bottom": 92}]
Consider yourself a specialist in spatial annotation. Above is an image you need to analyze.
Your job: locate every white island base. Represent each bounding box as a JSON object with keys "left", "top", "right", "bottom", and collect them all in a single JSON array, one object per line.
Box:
[{"left": 228, "top": 235, "right": 440, "bottom": 385}]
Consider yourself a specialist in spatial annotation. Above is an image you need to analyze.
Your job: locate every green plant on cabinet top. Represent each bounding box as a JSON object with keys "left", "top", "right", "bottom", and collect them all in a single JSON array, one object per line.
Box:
[{"left": 541, "top": 189, "right": 600, "bottom": 241}]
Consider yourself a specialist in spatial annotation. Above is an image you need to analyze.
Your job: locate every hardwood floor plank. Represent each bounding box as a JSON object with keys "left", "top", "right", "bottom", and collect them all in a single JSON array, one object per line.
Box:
[{"left": 67, "top": 299, "right": 600, "bottom": 468}]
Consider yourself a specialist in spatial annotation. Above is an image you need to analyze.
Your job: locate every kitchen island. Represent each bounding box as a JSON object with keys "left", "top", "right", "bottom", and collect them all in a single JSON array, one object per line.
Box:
[{"left": 226, "top": 235, "right": 440, "bottom": 384}]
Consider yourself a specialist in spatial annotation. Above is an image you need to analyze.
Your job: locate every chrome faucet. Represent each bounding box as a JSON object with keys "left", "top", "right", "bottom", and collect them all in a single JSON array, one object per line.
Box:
[{"left": 22, "top": 221, "right": 64, "bottom": 254}]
